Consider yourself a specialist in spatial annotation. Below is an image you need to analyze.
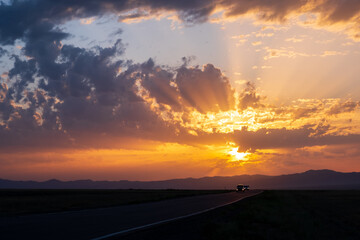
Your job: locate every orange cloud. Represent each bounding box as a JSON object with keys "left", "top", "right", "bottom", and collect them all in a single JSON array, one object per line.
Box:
[
  {"left": 219, "top": 0, "right": 360, "bottom": 40},
  {"left": 251, "top": 41, "right": 262, "bottom": 46}
]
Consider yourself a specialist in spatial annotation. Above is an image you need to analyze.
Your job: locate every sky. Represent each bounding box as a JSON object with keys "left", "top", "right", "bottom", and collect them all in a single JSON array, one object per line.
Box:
[{"left": 0, "top": 0, "right": 360, "bottom": 181}]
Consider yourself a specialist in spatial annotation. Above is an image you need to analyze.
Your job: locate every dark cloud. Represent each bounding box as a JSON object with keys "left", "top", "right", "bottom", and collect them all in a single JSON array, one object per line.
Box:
[
  {"left": 220, "top": 0, "right": 360, "bottom": 34},
  {"left": 8, "top": 56, "right": 37, "bottom": 101},
  {"left": 176, "top": 64, "right": 235, "bottom": 113},
  {"left": 0, "top": 46, "right": 7, "bottom": 57},
  {"left": 2, "top": 29, "right": 238, "bottom": 150},
  {"left": 1, "top": 0, "right": 360, "bottom": 47},
  {"left": 2, "top": 31, "right": 357, "bottom": 152},
  {"left": 1, "top": 0, "right": 359, "bottom": 153},
  {"left": 140, "top": 59, "right": 182, "bottom": 110},
  {"left": 233, "top": 124, "right": 360, "bottom": 152},
  {"left": 139, "top": 61, "right": 237, "bottom": 113},
  {"left": 326, "top": 100, "right": 360, "bottom": 116},
  {"left": 0, "top": 82, "right": 71, "bottom": 150},
  {"left": 22, "top": 22, "right": 70, "bottom": 80},
  {"left": 0, "top": 0, "right": 214, "bottom": 45},
  {"left": 109, "top": 28, "right": 123, "bottom": 38},
  {"left": 273, "top": 102, "right": 324, "bottom": 120},
  {"left": 0, "top": 82, "right": 14, "bottom": 121},
  {"left": 221, "top": 0, "right": 307, "bottom": 22},
  {"left": 292, "top": 106, "right": 321, "bottom": 119},
  {"left": 238, "top": 82, "right": 262, "bottom": 110},
  {"left": 314, "top": 0, "right": 360, "bottom": 23}
]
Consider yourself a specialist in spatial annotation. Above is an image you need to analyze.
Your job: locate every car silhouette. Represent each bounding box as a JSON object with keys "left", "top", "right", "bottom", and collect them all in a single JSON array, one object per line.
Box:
[{"left": 236, "top": 184, "right": 249, "bottom": 192}]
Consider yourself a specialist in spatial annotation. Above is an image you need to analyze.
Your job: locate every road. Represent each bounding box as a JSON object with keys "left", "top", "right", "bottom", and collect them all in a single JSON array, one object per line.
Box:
[{"left": 0, "top": 190, "right": 261, "bottom": 240}]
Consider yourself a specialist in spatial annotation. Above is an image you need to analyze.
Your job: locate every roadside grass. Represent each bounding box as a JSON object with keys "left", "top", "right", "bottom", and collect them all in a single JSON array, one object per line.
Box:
[
  {"left": 121, "top": 190, "right": 360, "bottom": 240},
  {"left": 200, "top": 190, "right": 360, "bottom": 240},
  {"left": 0, "top": 189, "right": 230, "bottom": 216}
]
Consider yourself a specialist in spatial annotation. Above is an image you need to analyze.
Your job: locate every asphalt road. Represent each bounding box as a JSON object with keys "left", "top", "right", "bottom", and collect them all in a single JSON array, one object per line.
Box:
[{"left": 0, "top": 190, "right": 261, "bottom": 240}]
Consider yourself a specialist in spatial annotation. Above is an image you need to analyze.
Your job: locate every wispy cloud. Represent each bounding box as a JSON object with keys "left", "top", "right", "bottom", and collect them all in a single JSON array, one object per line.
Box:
[
  {"left": 321, "top": 50, "right": 347, "bottom": 57},
  {"left": 263, "top": 47, "right": 309, "bottom": 60},
  {"left": 252, "top": 41, "right": 262, "bottom": 46},
  {"left": 285, "top": 37, "right": 303, "bottom": 43}
]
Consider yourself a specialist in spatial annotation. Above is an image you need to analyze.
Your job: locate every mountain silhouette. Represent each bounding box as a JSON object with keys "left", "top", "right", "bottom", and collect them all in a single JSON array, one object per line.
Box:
[{"left": 0, "top": 170, "right": 359, "bottom": 190}]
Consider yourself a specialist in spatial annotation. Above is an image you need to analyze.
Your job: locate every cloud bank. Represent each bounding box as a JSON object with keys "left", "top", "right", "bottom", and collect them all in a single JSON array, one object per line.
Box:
[
  {"left": 0, "top": 0, "right": 359, "bottom": 155},
  {"left": 1, "top": 0, "right": 360, "bottom": 45}
]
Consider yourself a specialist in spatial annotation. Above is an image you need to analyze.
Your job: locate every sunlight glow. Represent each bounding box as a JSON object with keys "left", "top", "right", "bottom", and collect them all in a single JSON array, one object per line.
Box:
[{"left": 228, "top": 148, "right": 250, "bottom": 161}]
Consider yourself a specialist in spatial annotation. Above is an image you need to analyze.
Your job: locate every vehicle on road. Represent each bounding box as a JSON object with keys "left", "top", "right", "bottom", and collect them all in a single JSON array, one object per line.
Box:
[{"left": 236, "top": 184, "right": 249, "bottom": 192}]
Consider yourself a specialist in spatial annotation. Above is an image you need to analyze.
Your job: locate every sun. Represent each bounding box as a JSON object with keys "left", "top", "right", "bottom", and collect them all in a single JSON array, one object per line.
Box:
[{"left": 228, "top": 148, "right": 250, "bottom": 161}]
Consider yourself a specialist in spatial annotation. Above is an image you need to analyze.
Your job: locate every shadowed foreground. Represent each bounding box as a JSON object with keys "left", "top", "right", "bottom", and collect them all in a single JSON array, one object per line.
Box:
[
  {"left": 120, "top": 190, "right": 360, "bottom": 240},
  {"left": 0, "top": 189, "right": 231, "bottom": 216},
  {"left": 0, "top": 190, "right": 259, "bottom": 240}
]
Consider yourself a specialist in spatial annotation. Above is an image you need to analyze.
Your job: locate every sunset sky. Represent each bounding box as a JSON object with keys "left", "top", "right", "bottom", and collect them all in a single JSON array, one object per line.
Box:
[{"left": 0, "top": 0, "right": 360, "bottom": 181}]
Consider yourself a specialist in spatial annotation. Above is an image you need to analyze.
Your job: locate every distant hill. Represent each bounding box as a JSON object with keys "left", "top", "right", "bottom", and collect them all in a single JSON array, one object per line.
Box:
[{"left": 0, "top": 170, "right": 359, "bottom": 190}]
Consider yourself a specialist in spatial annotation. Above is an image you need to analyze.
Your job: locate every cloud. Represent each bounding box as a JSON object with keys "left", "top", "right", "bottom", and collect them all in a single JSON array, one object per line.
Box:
[
  {"left": 233, "top": 124, "right": 360, "bottom": 152},
  {"left": 8, "top": 56, "right": 37, "bottom": 101},
  {"left": 255, "top": 32, "right": 274, "bottom": 38},
  {"left": 220, "top": 0, "right": 360, "bottom": 40},
  {"left": 251, "top": 41, "right": 262, "bottom": 46},
  {"left": 140, "top": 60, "right": 238, "bottom": 113},
  {"left": 0, "top": 0, "right": 359, "bottom": 154},
  {"left": 220, "top": 0, "right": 308, "bottom": 22},
  {"left": 291, "top": 106, "right": 321, "bottom": 120},
  {"left": 0, "top": 82, "right": 72, "bottom": 150},
  {"left": 263, "top": 47, "right": 310, "bottom": 60},
  {"left": 231, "top": 31, "right": 273, "bottom": 47},
  {"left": 175, "top": 64, "right": 236, "bottom": 113},
  {"left": 1, "top": 0, "right": 360, "bottom": 47},
  {"left": 231, "top": 34, "right": 250, "bottom": 39},
  {"left": 0, "top": 26, "right": 241, "bottom": 151},
  {"left": 285, "top": 37, "right": 303, "bottom": 43},
  {"left": 0, "top": 47, "right": 7, "bottom": 57},
  {"left": 235, "top": 39, "right": 248, "bottom": 46},
  {"left": 238, "top": 82, "right": 262, "bottom": 110},
  {"left": 274, "top": 99, "right": 325, "bottom": 120},
  {"left": 326, "top": 100, "right": 360, "bottom": 116},
  {"left": 1, "top": 33, "right": 358, "bottom": 154},
  {"left": 0, "top": 82, "right": 14, "bottom": 121},
  {"left": 140, "top": 59, "right": 182, "bottom": 110},
  {"left": 321, "top": 50, "right": 347, "bottom": 57},
  {"left": 1, "top": 28, "right": 175, "bottom": 150},
  {"left": 80, "top": 17, "right": 96, "bottom": 25},
  {"left": 0, "top": 0, "right": 216, "bottom": 45},
  {"left": 261, "top": 65, "right": 272, "bottom": 69}
]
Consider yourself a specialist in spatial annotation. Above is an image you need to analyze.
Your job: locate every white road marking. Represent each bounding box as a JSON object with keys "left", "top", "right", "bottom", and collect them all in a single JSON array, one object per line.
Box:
[{"left": 91, "top": 191, "right": 263, "bottom": 240}]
